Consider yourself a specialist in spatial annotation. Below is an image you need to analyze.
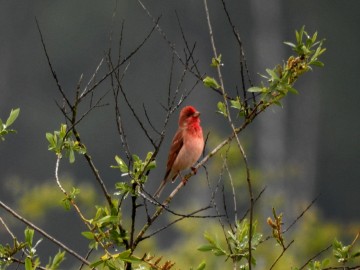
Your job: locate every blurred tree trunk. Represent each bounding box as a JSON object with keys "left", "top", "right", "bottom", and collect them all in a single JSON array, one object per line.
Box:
[
  {"left": 250, "top": 1, "right": 287, "bottom": 213},
  {"left": 250, "top": 1, "right": 319, "bottom": 218}
]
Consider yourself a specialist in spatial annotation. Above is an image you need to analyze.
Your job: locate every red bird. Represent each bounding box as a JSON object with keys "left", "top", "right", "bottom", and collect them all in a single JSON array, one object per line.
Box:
[{"left": 154, "top": 106, "right": 204, "bottom": 198}]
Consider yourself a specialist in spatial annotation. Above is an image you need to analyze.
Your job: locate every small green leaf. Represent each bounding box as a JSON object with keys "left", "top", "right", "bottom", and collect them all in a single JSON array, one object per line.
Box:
[
  {"left": 47, "top": 250, "right": 65, "bottom": 270},
  {"left": 288, "top": 87, "right": 299, "bottom": 95},
  {"left": 266, "top": 68, "right": 279, "bottom": 80},
  {"left": 81, "top": 231, "right": 95, "bottom": 240},
  {"left": 217, "top": 101, "right": 227, "bottom": 117},
  {"left": 284, "top": 41, "right": 296, "bottom": 48},
  {"left": 25, "top": 257, "right": 34, "bottom": 270},
  {"left": 195, "top": 261, "right": 206, "bottom": 270},
  {"left": 198, "top": 245, "right": 214, "bottom": 252},
  {"left": 230, "top": 98, "right": 241, "bottom": 110},
  {"left": 46, "top": 133, "right": 54, "bottom": 144},
  {"left": 310, "top": 60, "right": 324, "bottom": 67},
  {"left": 5, "top": 108, "right": 20, "bottom": 127},
  {"left": 211, "top": 54, "right": 222, "bottom": 67},
  {"left": 69, "top": 149, "right": 75, "bottom": 163},
  {"left": 113, "top": 155, "right": 129, "bottom": 173},
  {"left": 25, "top": 228, "right": 34, "bottom": 247},
  {"left": 247, "top": 87, "right": 264, "bottom": 93},
  {"left": 203, "top": 76, "right": 221, "bottom": 89}
]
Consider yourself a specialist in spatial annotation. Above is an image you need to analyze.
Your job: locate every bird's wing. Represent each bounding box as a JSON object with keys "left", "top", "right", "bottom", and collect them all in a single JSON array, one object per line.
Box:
[{"left": 164, "top": 129, "right": 184, "bottom": 181}]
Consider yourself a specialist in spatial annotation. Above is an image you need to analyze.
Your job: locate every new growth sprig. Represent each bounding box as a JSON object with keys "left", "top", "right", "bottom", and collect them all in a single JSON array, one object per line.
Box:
[{"left": 248, "top": 26, "right": 326, "bottom": 107}]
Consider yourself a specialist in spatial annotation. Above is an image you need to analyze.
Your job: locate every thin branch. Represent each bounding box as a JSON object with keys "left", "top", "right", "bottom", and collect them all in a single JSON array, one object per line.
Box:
[
  {"left": 35, "top": 18, "right": 72, "bottom": 109},
  {"left": 81, "top": 16, "right": 161, "bottom": 101},
  {"left": 224, "top": 158, "right": 238, "bottom": 224},
  {"left": 118, "top": 82, "right": 157, "bottom": 147},
  {"left": 269, "top": 240, "right": 295, "bottom": 270},
  {"left": 80, "top": 57, "right": 105, "bottom": 99},
  {"left": 239, "top": 186, "right": 266, "bottom": 221},
  {"left": 141, "top": 205, "right": 213, "bottom": 240},
  {"left": 109, "top": 59, "right": 132, "bottom": 161},
  {"left": 219, "top": 0, "right": 255, "bottom": 107},
  {"left": 298, "top": 244, "right": 332, "bottom": 270},
  {"left": 0, "top": 217, "right": 15, "bottom": 239},
  {"left": 283, "top": 194, "right": 321, "bottom": 234},
  {"left": 138, "top": 188, "right": 220, "bottom": 219},
  {"left": 143, "top": 103, "right": 161, "bottom": 136}
]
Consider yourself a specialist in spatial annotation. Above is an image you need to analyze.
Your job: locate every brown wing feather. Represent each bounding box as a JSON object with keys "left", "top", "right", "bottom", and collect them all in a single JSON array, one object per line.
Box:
[{"left": 163, "top": 128, "right": 183, "bottom": 181}]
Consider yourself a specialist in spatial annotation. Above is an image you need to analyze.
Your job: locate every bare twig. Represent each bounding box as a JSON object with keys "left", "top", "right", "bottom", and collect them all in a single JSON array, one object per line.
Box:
[
  {"left": 224, "top": 157, "right": 238, "bottom": 225},
  {"left": 0, "top": 217, "right": 15, "bottom": 239},
  {"left": 269, "top": 240, "right": 295, "bottom": 270},
  {"left": 298, "top": 244, "right": 332, "bottom": 270},
  {"left": 35, "top": 18, "right": 72, "bottom": 110},
  {"left": 219, "top": 0, "right": 255, "bottom": 107},
  {"left": 140, "top": 205, "right": 214, "bottom": 240},
  {"left": 283, "top": 194, "right": 321, "bottom": 234}
]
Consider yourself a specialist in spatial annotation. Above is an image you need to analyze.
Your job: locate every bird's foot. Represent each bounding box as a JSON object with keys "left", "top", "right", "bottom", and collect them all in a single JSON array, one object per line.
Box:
[
  {"left": 191, "top": 166, "right": 198, "bottom": 174},
  {"left": 181, "top": 177, "right": 188, "bottom": 185}
]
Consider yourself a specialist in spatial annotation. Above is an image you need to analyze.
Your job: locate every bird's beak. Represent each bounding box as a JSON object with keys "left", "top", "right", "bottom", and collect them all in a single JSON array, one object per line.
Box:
[{"left": 193, "top": 111, "right": 200, "bottom": 117}]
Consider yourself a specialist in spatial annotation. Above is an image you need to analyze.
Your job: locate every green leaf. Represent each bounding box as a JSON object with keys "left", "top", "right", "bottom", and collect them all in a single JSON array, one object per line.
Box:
[
  {"left": 46, "top": 133, "right": 54, "bottom": 144},
  {"left": 25, "top": 257, "right": 34, "bottom": 270},
  {"left": 284, "top": 41, "right": 296, "bottom": 48},
  {"left": 112, "top": 249, "right": 141, "bottom": 263},
  {"left": 81, "top": 231, "right": 95, "bottom": 240},
  {"left": 25, "top": 228, "right": 34, "bottom": 247},
  {"left": 230, "top": 98, "right": 241, "bottom": 110},
  {"left": 217, "top": 101, "right": 227, "bottom": 117},
  {"left": 211, "top": 54, "right": 222, "bottom": 67},
  {"left": 69, "top": 149, "right": 75, "bottom": 163},
  {"left": 198, "top": 244, "right": 214, "bottom": 252},
  {"left": 96, "top": 215, "right": 119, "bottom": 226},
  {"left": 310, "top": 60, "right": 324, "bottom": 67},
  {"left": 195, "top": 261, "right": 206, "bottom": 270},
  {"left": 247, "top": 87, "right": 263, "bottom": 93},
  {"left": 5, "top": 108, "right": 20, "bottom": 127},
  {"left": 203, "top": 76, "right": 221, "bottom": 89},
  {"left": 113, "top": 155, "right": 129, "bottom": 173},
  {"left": 47, "top": 250, "right": 65, "bottom": 270},
  {"left": 266, "top": 68, "right": 279, "bottom": 81},
  {"left": 288, "top": 87, "right": 299, "bottom": 95}
]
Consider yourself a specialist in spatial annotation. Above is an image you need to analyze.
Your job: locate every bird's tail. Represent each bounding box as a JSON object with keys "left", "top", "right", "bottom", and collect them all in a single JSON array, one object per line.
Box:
[{"left": 153, "top": 180, "right": 167, "bottom": 198}]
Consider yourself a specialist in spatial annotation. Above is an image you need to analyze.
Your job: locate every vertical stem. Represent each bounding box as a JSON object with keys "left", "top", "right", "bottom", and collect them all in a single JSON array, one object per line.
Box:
[{"left": 203, "top": 1, "right": 254, "bottom": 268}]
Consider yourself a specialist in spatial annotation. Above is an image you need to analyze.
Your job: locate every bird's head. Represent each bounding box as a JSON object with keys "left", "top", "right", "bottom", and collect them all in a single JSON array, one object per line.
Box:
[{"left": 179, "top": 106, "right": 200, "bottom": 127}]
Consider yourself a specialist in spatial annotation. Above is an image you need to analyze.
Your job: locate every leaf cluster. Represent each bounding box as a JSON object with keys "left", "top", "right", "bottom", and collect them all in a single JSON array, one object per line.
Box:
[
  {"left": 198, "top": 219, "right": 262, "bottom": 269},
  {"left": 46, "top": 124, "right": 87, "bottom": 163},
  {"left": 112, "top": 152, "right": 156, "bottom": 197},
  {"left": 248, "top": 26, "right": 326, "bottom": 107},
  {"left": 333, "top": 233, "right": 360, "bottom": 264},
  {"left": 267, "top": 207, "right": 286, "bottom": 249},
  {"left": 0, "top": 228, "right": 65, "bottom": 270},
  {"left": 0, "top": 108, "right": 20, "bottom": 141}
]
